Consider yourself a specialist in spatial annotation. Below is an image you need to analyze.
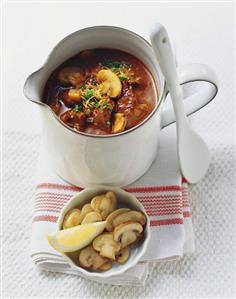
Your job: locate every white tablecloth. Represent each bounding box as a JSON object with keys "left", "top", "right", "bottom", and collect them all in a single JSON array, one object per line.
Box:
[{"left": 2, "top": 2, "right": 235, "bottom": 298}]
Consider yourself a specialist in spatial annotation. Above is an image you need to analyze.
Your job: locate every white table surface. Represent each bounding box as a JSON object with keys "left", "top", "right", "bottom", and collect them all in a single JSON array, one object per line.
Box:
[{"left": 2, "top": 2, "right": 235, "bottom": 298}]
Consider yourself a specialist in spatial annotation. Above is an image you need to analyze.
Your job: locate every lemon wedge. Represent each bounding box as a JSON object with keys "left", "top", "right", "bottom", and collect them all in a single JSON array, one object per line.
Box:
[{"left": 48, "top": 221, "right": 107, "bottom": 253}]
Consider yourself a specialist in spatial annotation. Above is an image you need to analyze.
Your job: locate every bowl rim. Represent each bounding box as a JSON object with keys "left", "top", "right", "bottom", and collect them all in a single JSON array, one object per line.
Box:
[{"left": 56, "top": 185, "right": 151, "bottom": 278}]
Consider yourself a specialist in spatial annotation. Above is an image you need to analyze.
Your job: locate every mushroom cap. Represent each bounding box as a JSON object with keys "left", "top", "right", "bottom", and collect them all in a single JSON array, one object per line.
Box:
[
  {"left": 58, "top": 66, "right": 85, "bottom": 86},
  {"left": 113, "top": 210, "right": 146, "bottom": 227},
  {"left": 77, "top": 203, "right": 93, "bottom": 224},
  {"left": 81, "top": 211, "right": 102, "bottom": 224},
  {"left": 62, "top": 208, "right": 81, "bottom": 229},
  {"left": 91, "top": 195, "right": 104, "bottom": 211},
  {"left": 112, "top": 113, "right": 127, "bottom": 134},
  {"left": 97, "top": 69, "right": 122, "bottom": 98},
  {"left": 91, "top": 192, "right": 117, "bottom": 220},
  {"left": 79, "top": 245, "right": 108, "bottom": 270},
  {"left": 105, "top": 208, "right": 130, "bottom": 232},
  {"left": 113, "top": 221, "right": 143, "bottom": 249},
  {"left": 93, "top": 232, "right": 121, "bottom": 260},
  {"left": 116, "top": 246, "right": 131, "bottom": 264},
  {"left": 98, "top": 261, "right": 113, "bottom": 271}
]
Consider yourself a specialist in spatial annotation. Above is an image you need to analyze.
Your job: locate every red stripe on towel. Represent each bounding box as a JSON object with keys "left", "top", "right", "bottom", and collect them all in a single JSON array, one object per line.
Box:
[
  {"left": 183, "top": 211, "right": 191, "bottom": 218},
  {"left": 37, "top": 183, "right": 83, "bottom": 192},
  {"left": 124, "top": 186, "right": 182, "bottom": 193},
  {"left": 150, "top": 218, "right": 183, "bottom": 226},
  {"left": 33, "top": 215, "right": 58, "bottom": 223},
  {"left": 36, "top": 192, "right": 73, "bottom": 198}
]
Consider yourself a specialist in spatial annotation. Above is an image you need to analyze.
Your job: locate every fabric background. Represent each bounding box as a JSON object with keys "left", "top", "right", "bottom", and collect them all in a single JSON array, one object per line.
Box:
[{"left": 2, "top": 2, "right": 235, "bottom": 298}]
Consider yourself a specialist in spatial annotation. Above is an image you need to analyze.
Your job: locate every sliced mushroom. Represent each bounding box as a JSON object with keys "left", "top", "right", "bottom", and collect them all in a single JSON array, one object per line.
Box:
[
  {"left": 105, "top": 208, "right": 130, "bottom": 232},
  {"left": 76, "top": 203, "right": 93, "bottom": 224},
  {"left": 113, "top": 221, "right": 143, "bottom": 249},
  {"left": 98, "top": 261, "right": 113, "bottom": 271},
  {"left": 100, "top": 192, "right": 117, "bottom": 220},
  {"left": 112, "top": 113, "right": 127, "bottom": 134},
  {"left": 58, "top": 66, "right": 85, "bottom": 86},
  {"left": 105, "top": 191, "right": 116, "bottom": 202},
  {"left": 91, "top": 192, "right": 117, "bottom": 220},
  {"left": 93, "top": 233, "right": 121, "bottom": 260},
  {"left": 81, "top": 212, "right": 102, "bottom": 224},
  {"left": 62, "top": 208, "right": 81, "bottom": 229},
  {"left": 97, "top": 69, "right": 122, "bottom": 98},
  {"left": 91, "top": 195, "right": 104, "bottom": 211},
  {"left": 113, "top": 211, "right": 146, "bottom": 227},
  {"left": 79, "top": 245, "right": 108, "bottom": 270},
  {"left": 116, "top": 246, "right": 131, "bottom": 264}
]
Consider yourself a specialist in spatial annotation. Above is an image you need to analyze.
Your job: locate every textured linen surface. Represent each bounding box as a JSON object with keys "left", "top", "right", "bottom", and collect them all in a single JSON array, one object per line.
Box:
[{"left": 2, "top": 2, "right": 235, "bottom": 298}]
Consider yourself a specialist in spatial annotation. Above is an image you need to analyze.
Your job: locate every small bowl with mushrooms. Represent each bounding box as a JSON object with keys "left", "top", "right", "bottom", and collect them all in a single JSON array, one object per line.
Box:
[{"left": 54, "top": 186, "right": 150, "bottom": 278}]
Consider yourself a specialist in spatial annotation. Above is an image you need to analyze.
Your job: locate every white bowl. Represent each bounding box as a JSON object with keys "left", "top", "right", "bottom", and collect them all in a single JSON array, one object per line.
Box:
[{"left": 57, "top": 185, "right": 151, "bottom": 278}]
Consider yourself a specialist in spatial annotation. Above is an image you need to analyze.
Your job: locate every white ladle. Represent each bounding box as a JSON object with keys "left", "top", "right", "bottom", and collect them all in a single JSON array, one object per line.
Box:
[{"left": 150, "top": 23, "right": 210, "bottom": 183}]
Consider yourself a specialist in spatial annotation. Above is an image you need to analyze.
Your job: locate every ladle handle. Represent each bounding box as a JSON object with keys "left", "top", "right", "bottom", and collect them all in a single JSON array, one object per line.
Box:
[{"left": 150, "top": 23, "right": 187, "bottom": 126}]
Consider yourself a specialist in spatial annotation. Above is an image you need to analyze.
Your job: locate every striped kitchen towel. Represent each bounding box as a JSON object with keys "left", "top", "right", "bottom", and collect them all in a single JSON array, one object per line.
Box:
[{"left": 31, "top": 125, "right": 195, "bottom": 286}]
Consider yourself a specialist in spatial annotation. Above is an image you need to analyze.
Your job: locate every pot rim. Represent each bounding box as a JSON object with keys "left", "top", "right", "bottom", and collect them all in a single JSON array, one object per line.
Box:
[{"left": 24, "top": 25, "right": 166, "bottom": 139}]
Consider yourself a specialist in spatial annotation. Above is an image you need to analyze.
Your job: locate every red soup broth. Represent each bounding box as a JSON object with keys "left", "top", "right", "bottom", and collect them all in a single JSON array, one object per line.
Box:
[{"left": 43, "top": 48, "right": 158, "bottom": 135}]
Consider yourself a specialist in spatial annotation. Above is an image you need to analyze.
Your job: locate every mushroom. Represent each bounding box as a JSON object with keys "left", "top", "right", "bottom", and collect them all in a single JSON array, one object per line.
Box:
[
  {"left": 79, "top": 245, "right": 108, "bottom": 270},
  {"left": 113, "top": 211, "right": 146, "bottom": 227},
  {"left": 81, "top": 212, "right": 102, "bottom": 224},
  {"left": 62, "top": 208, "right": 81, "bottom": 229},
  {"left": 113, "top": 221, "right": 143, "bottom": 249},
  {"left": 116, "top": 246, "right": 131, "bottom": 264},
  {"left": 91, "top": 195, "right": 104, "bottom": 211},
  {"left": 105, "top": 208, "right": 130, "bottom": 232},
  {"left": 112, "top": 113, "right": 127, "bottom": 134},
  {"left": 97, "top": 69, "right": 122, "bottom": 98},
  {"left": 93, "top": 233, "right": 121, "bottom": 260},
  {"left": 91, "top": 192, "right": 117, "bottom": 220},
  {"left": 105, "top": 191, "right": 117, "bottom": 202},
  {"left": 98, "top": 261, "right": 113, "bottom": 271},
  {"left": 76, "top": 203, "right": 93, "bottom": 224},
  {"left": 58, "top": 66, "right": 85, "bottom": 86}
]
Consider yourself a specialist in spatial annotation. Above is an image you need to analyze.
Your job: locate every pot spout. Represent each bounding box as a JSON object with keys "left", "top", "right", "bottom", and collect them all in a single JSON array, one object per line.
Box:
[{"left": 23, "top": 68, "right": 47, "bottom": 106}]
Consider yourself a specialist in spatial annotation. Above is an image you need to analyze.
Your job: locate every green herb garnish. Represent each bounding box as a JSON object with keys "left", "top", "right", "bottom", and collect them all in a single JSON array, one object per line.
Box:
[
  {"left": 83, "top": 89, "right": 94, "bottom": 100},
  {"left": 106, "top": 120, "right": 111, "bottom": 126},
  {"left": 102, "top": 61, "right": 121, "bottom": 68},
  {"left": 118, "top": 76, "right": 127, "bottom": 81},
  {"left": 122, "top": 63, "right": 130, "bottom": 69},
  {"left": 92, "top": 99, "right": 100, "bottom": 108},
  {"left": 102, "top": 60, "right": 130, "bottom": 71},
  {"left": 74, "top": 104, "right": 83, "bottom": 112},
  {"left": 79, "top": 85, "right": 86, "bottom": 91},
  {"left": 102, "top": 101, "right": 111, "bottom": 109}
]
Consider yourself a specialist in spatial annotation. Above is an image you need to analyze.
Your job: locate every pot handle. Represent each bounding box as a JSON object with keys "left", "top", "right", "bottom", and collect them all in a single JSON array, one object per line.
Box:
[{"left": 161, "top": 63, "right": 218, "bottom": 128}]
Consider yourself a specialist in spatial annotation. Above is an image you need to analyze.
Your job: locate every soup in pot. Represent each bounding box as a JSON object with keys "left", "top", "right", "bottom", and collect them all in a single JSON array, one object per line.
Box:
[{"left": 43, "top": 48, "right": 158, "bottom": 135}]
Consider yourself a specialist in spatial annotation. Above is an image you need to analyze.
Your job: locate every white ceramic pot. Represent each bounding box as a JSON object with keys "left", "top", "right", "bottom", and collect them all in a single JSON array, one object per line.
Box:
[{"left": 24, "top": 26, "right": 218, "bottom": 187}]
